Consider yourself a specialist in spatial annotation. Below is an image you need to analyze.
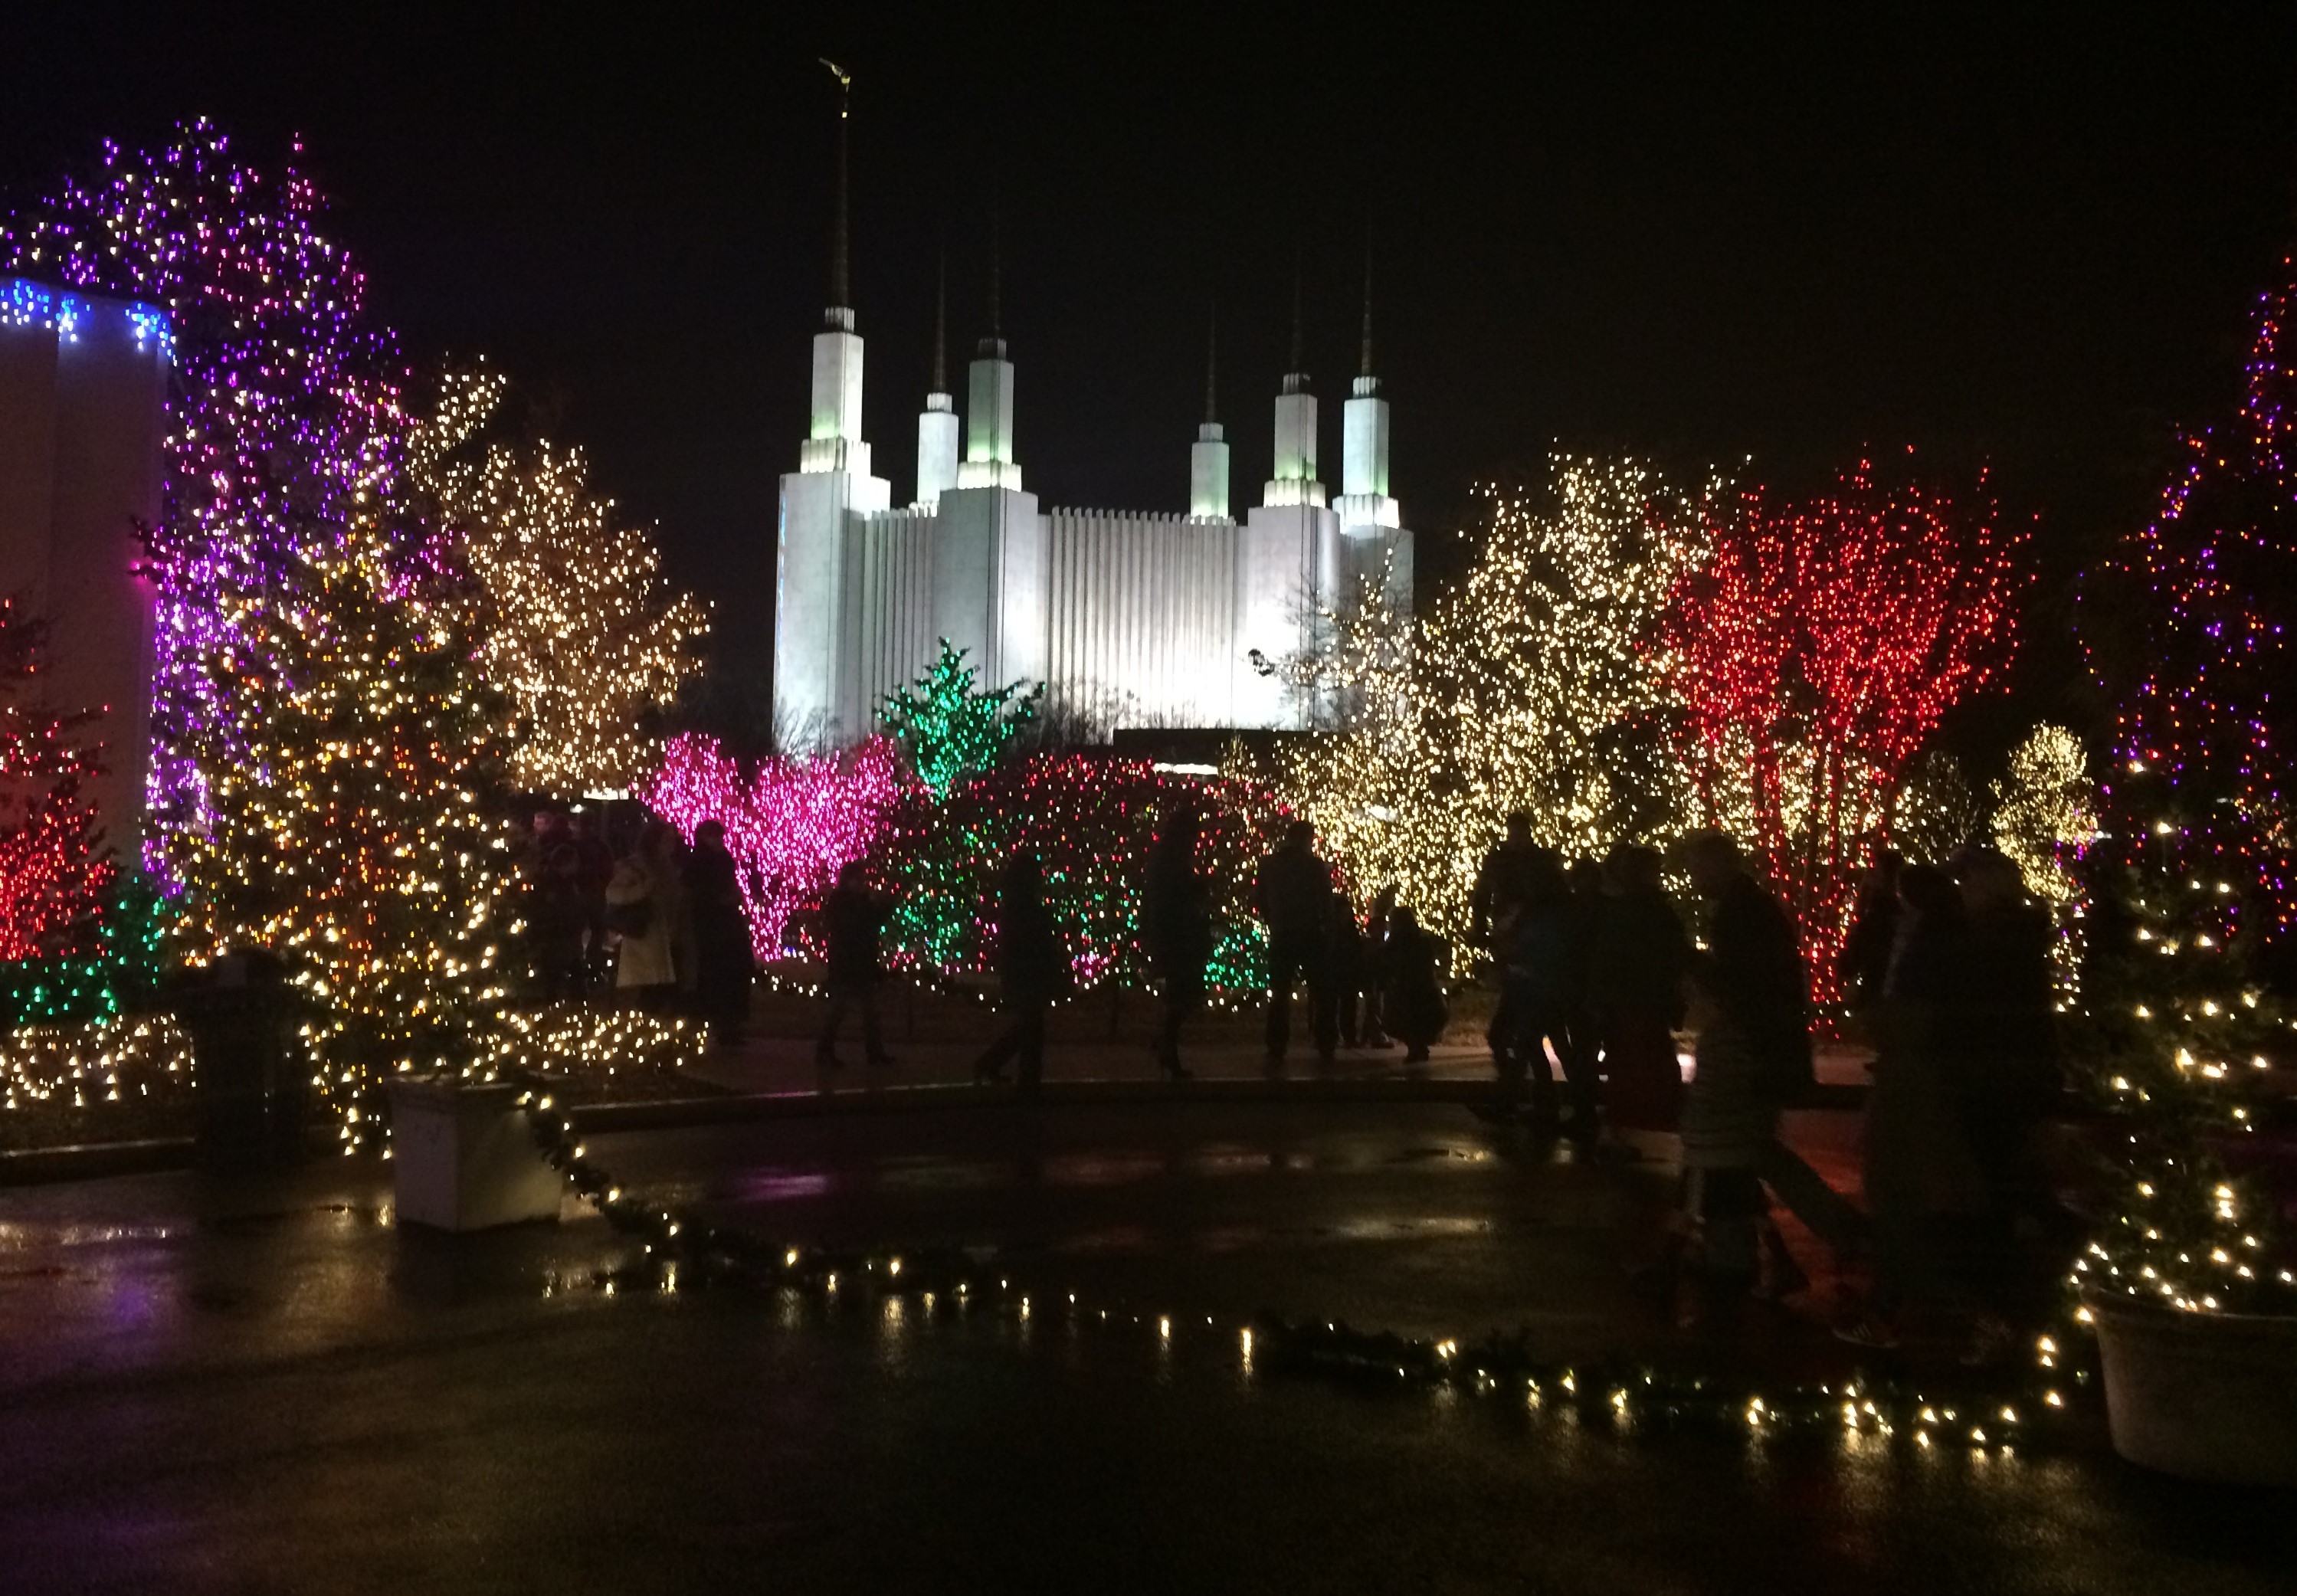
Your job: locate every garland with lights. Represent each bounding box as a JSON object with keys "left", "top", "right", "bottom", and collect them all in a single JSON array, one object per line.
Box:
[
  {"left": 413, "top": 364, "right": 709, "bottom": 799},
  {"left": 508, "top": 1083, "right": 2053, "bottom": 1450},
  {"left": 1659, "top": 458, "right": 2027, "bottom": 1007}
]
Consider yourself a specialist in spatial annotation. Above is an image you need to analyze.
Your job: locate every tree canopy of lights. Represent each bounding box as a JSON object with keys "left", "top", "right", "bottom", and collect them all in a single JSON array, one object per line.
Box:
[
  {"left": 2082, "top": 254, "right": 2297, "bottom": 965},
  {"left": 1892, "top": 749, "right": 1990, "bottom": 865},
  {"left": 644, "top": 732, "right": 904, "bottom": 959},
  {"left": 1991, "top": 723, "right": 2096, "bottom": 1001},
  {"left": 878, "top": 639, "right": 1044, "bottom": 797},
  {"left": 1659, "top": 460, "right": 2027, "bottom": 1005},
  {"left": 3, "top": 126, "right": 522, "bottom": 1132},
  {"left": 2063, "top": 255, "right": 2297, "bottom": 1319},
  {"left": 413, "top": 365, "right": 709, "bottom": 798},
  {"left": 1273, "top": 456, "right": 1712, "bottom": 952}
]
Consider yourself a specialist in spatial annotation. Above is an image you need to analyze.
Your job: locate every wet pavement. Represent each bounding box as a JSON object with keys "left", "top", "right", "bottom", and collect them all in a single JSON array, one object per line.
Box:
[{"left": 4, "top": 1096, "right": 2293, "bottom": 1594}]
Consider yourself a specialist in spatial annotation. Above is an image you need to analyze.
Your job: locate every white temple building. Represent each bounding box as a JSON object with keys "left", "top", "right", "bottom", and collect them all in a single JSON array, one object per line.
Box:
[{"left": 773, "top": 101, "right": 1414, "bottom": 745}]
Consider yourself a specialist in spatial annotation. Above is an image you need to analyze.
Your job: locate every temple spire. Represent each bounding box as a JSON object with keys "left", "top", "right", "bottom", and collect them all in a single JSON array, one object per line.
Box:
[
  {"left": 1287, "top": 255, "right": 1304, "bottom": 375},
  {"left": 1358, "top": 245, "right": 1374, "bottom": 379},
  {"left": 1204, "top": 303, "right": 1219, "bottom": 425},
  {"left": 932, "top": 247, "right": 948, "bottom": 393},
  {"left": 981, "top": 206, "right": 1004, "bottom": 353},
  {"left": 821, "top": 59, "right": 852, "bottom": 318}
]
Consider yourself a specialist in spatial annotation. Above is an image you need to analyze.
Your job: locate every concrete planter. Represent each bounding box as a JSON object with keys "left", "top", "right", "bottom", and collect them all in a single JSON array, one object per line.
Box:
[
  {"left": 389, "top": 1078, "right": 564, "bottom": 1232},
  {"left": 2090, "top": 1293, "right": 2297, "bottom": 1486}
]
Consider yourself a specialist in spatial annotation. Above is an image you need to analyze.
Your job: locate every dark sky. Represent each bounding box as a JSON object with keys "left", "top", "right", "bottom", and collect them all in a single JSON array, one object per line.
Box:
[{"left": 5, "top": 3, "right": 2296, "bottom": 740}]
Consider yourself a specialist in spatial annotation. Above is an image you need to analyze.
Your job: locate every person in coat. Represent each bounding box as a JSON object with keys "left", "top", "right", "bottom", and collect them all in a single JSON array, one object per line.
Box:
[
  {"left": 1378, "top": 906, "right": 1449, "bottom": 1063},
  {"left": 1841, "top": 862, "right": 1992, "bottom": 1350},
  {"left": 1470, "top": 811, "right": 1544, "bottom": 1071},
  {"left": 606, "top": 821, "right": 683, "bottom": 1007},
  {"left": 1253, "top": 820, "right": 1339, "bottom": 1072},
  {"left": 1588, "top": 844, "right": 1691, "bottom": 1132},
  {"left": 817, "top": 860, "right": 893, "bottom": 1067},
  {"left": 975, "top": 853, "right": 1065, "bottom": 1092},
  {"left": 685, "top": 820, "right": 755, "bottom": 1047},
  {"left": 1144, "top": 808, "right": 1213, "bottom": 1080}
]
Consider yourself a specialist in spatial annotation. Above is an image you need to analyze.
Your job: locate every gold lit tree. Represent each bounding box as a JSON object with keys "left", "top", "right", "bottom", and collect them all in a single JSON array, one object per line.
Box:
[
  {"left": 1276, "top": 455, "right": 1714, "bottom": 950},
  {"left": 415, "top": 365, "right": 708, "bottom": 798}
]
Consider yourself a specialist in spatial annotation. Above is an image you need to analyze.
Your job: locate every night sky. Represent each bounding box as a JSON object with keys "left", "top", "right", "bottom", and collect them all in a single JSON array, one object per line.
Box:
[{"left": 5, "top": 4, "right": 2295, "bottom": 747}]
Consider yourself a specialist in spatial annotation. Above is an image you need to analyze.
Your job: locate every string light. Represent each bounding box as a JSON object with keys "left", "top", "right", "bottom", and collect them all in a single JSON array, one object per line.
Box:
[
  {"left": 412, "top": 365, "right": 708, "bottom": 798},
  {"left": 1269, "top": 455, "right": 1714, "bottom": 951},
  {"left": 1660, "top": 456, "right": 2027, "bottom": 1005},
  {"left": 1991, "top": 724, "right": 2098, "bottom": 1001}
]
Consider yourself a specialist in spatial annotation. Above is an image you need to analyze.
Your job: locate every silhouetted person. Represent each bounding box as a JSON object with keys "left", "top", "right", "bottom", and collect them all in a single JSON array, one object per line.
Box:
[
  {"left": 975, "top": 854, "right": 1063, "bottom": 1091},
  {"left": 528, "top": 842, "right": 588, "bottom": 1001},
  {"left": 1379, "top": 906, "right": 1449, "bottom": 1063},
  {"left": 1838, "top": 848, "right": 1905, "bottom": 1017},
  {"left": 817, "top": 860, "right": 893, "bottom": 1067},
  {"left": 1471, "top": 811, "right": 1544, "bottom": 1072},
  {"left": 1952, "top": 844, "right": 2062, "bottom": 1334},
  {"left": 1843, "top": 861, "right": 1991, "bottom": 1350},
  {"left": 1588, "top": 844, "right": 1691, "bottom": 1132},
  {"left": 1681, "top": 830, "right": 1817, "bottom": 1297},
  {"left": 684, "top": 821, "right": 755, "bottom": 1046},
  {"left": 1358, "top": 884, "right": 1398, "bottom": 1049},
  {"left": 1500, "top": 847, "right": 1601, "bottom": 1138},
  {"left": 1144, "top": 809, "right": 1211, "bottom": 1080},
  {"left": 1327, "top": 890, "right": 1370, "bottom": 1047},
  {"left": 1254, "top": 819, "right": 1339, "bottom": 1072},
  {"left": 568, "top": 811, "right": 614, "bottom": 992}
]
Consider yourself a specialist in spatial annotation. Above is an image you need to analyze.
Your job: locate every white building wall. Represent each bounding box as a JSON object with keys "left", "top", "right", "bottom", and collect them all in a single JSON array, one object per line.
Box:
[{"left": 1044, "top": 509, "right": 1240, "bottom": 730}]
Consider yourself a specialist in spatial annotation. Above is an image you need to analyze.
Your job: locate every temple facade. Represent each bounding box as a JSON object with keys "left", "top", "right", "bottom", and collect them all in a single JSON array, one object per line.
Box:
[{"left": 772, "top": 106, "right": 1413, "bottom": 746}]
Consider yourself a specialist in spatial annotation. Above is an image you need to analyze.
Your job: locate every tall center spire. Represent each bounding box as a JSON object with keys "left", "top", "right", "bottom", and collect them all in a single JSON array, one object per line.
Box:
[
  {"left": 1358, "top": 245, "right": 1374, "bottom": 380},
  {"left": 821, "top": 59, "right": 852, "bottom": 320},
  {"left": 932, "top": 247, "right": 949, "bottom": 393},
  {"left": 1204, "top": 302, "right": 1219, "bottom": 425}
]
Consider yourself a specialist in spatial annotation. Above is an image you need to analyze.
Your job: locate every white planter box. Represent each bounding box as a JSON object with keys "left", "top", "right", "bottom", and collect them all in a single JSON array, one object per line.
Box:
[
  {"left": 2092, "top": 1293, "right": 2297, "bottom": 1486},
  {"left": 390, "top": 1078, "right": 565, "bottom": 1232}
]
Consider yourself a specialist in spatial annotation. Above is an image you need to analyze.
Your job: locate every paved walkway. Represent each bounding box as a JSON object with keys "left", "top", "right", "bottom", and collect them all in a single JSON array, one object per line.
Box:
[{"left": 1, "top": 1098, "right": 2282, "bottom": 1594}]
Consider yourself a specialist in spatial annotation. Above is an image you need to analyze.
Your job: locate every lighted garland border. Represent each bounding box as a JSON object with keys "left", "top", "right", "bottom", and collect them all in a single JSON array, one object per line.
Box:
[{"left": 513, "top": 1083, "right": 2063, "bottom": 1453}]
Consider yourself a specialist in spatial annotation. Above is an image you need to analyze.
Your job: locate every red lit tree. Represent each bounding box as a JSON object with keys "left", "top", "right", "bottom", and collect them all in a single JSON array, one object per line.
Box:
[
  {"left": 1660, "top": 460, "right": 2026, "bottom": 1003},
  {"left": 0, "top": 598, "right": 113, "bottom": 965}
]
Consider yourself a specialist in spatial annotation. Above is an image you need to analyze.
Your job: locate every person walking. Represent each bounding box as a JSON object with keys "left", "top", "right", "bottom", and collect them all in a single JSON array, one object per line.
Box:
[
  {"left": 1680, "top": 831, "right": 1820, "bottom": 1296},
  {"left": 975, "top": 853, "right": 1064, "bottom": 1092},
  {"left": 1254, "top": 820, "right": 1339, "bottom": 1073},
  {"left": 1672, "top": 960, "right": 1783, "bottom": 1324},
  {"left": 1838, "top": 848, "right": 1905, "bottom": 1021},
  {"left": 1588, "top": 844, "right": 1691, "bottom": 1132},
  {"left": 1358, "top": 885, "right": 1398, "bottom": 1049},
  {"left": 817, "top": 860, "right": 893, "bottom": 1068},
  {"left": 1499, "top": 848, "right": 1601, "bottom": 1139},
  {"left": 1470, "top": 811, "right": 1544, "bottom": 1074},
  {"left": 1951, "top": 846, "right": 2062, "bottom": 1233},
  {"left": 1841, "top": 862, "right": 1992, "bottom": 1351},
  {"left": 1378, "top": 906, "right": 1448, "bottom": 1064},
  {"left": 1143, "top": 808, "right": 1212, "bottom": 1080},
  {"left": 605, "top": 820, "right": 682, "bottom": 1007},
  {"left": 568, "top": 810, "right": 615, "bottom": 994},
  {"left": 685, "top": 821, "right": 755, "bottom": 1047}
]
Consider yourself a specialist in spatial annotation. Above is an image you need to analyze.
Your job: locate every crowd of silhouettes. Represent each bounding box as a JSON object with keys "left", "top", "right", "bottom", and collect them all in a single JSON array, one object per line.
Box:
[
  {"left": 510, "top": 807, "right": 755, "bottom": 1044},
  {"left": 516, "top": 795, "right": 2062, "bottom": 1352}
]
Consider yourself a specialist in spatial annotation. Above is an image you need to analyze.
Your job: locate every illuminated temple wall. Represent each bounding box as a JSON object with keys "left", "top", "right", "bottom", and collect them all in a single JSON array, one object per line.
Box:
[
  {"left": 0, "top": 279, "right": 170, "bottom": 851},
  {"left": 774, "top": 300, "right": 1412, "bottom": 747}
]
